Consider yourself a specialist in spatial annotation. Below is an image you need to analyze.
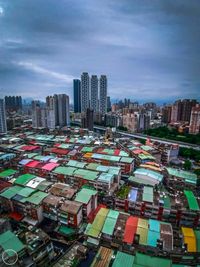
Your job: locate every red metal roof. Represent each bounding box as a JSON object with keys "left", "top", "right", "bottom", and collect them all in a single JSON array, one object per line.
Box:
[
  {"left": 114, "top": 149, "right": 120, "bottom": 156},
  {"left": 132, "top": 149, "right": 145, "bottom": 154},
  {"left": 25, "top": 160, "right": 40, "bottom": 168},
  {"left": 0, "top": 180, "right": 12, "bottom": 192},
  {"left": 54, "top": 143, "right": 61, "bottom": 147},
  {"left": 9, "top": 212, "right": 24, "bottom": 221},
  {"left": 123, "top": 216, "right": 138, "bottom": 244},
  {"left": 42, "top": 162, "right": 59, "bottom": 171},
  {"left": 51, "top": 148, "right": 69, "bottom": 155},
  {"left": 21, "top": 145, "right": 40, "bottom": 151}
]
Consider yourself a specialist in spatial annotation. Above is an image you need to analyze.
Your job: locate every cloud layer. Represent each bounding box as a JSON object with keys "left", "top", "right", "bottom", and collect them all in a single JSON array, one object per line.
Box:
[{"left": 0, "top": 0, "right": 200, "bottom": 103}]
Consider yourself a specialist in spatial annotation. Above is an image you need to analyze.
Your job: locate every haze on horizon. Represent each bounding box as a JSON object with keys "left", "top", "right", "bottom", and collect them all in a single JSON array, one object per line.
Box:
[{"left": 0, "top": 0, "right": 200, "bottom": 103}]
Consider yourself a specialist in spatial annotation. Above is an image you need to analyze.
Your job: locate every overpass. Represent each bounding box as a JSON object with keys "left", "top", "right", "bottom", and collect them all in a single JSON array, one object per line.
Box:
[
  {"left": 93, "top": 125, "right": 200, "bottom": 150},
  {"left": 72, "top": 121, "right": 200, "bottom": 149}
]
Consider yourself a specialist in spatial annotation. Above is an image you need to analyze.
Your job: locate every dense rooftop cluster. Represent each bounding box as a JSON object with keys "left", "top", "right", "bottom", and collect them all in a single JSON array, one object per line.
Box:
[{"left": 0, "top": 126, "right": 199, "bottom": 266}]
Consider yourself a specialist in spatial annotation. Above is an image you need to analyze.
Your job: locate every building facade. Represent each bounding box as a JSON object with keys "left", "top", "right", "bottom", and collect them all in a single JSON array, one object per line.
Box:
[
  {"left": 32, "top": 101, "right": 47, "bottom": 128},
  {"left": 189, "top": 104, "right": 200, "bottom": 134},
  {"left": 99, "top": 75, "right": 107, "bottom": 115},
  {"left": 5, "top": 96, "right": 22, "bottom": 111},
  {"left": 73, "top": 79, "right": 81, "bottom": 113},
  {"left": 0, "top": 99, "right": 7, "bottom": 133},
  {"left": 90, "top": 75, "right": 98, "bottom": 113},
  {"left": 81, "top": 72, "right": 90, "bottom": 112},
  {"left": 81, "top": 108, "right": 94, "bottom": 131}
]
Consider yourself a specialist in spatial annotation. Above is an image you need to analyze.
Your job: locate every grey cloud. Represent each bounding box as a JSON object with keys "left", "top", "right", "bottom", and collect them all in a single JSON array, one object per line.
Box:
[{"left": 0, "top": 0, "right": 200, "bottom": 102}]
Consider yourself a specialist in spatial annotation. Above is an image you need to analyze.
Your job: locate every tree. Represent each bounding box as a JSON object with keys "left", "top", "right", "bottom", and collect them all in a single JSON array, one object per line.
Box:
[{"left": 183, "top": 160, "right": 192, "bottom": 171}]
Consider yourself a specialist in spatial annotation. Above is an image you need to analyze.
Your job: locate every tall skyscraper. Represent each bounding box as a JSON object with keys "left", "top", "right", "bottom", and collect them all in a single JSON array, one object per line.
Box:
[
  {"left": 99, "top": 75, "right": 107, "bottom": 115},
  {"left": 81, "top": 72, "right": 90, "bottom": 112},
  {"left": 0, "top": 99, "right": 7, "bottom": 133},
  {"left": 73, "top": 79, "right": 81, "bottom": 113},
  {"left": 90, "top": 75, "right": 98, "bottom": 112}
]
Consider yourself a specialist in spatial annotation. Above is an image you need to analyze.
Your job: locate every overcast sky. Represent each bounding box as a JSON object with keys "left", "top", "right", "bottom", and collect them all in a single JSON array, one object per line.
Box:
[{"left": 0, "top": 0, "right": 200, "bottom": 103}]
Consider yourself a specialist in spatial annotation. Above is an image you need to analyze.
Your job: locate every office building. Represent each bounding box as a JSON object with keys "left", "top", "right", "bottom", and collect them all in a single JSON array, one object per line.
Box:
[
  {"left": 99, "top": 75, "right": 107, "bottom": 115},
  {"left": 90, "top": 75, "right": 98, "bottom": 112},
  {"left": 0, "top": 99, "right": 7, "bottom": 133},
  {"left": 73, "top": 79, "right": 81, "bottom": 113},
  {"left": 189, "top": 104, "right": 200, "bottom": 134},
  {"left": 81, "top": 72, "right": 90, "bottom": 112}
]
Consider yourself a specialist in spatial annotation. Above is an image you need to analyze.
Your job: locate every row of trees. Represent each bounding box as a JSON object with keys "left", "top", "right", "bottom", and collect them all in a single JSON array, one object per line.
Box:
[{"left": 144, "top": 126, "right": 200, "bottom": 145}]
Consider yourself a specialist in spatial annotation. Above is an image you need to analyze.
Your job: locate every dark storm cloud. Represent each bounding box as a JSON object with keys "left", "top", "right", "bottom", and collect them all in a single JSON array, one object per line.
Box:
[{"left": 0, "top": 0, "right": 200, "bottom": 102}]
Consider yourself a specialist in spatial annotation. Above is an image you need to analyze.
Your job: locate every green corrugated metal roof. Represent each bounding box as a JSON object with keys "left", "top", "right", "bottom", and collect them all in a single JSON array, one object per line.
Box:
[
  {"left": 120, "top": 157, "right": 134, "bottom": 163},
  {"left": 75, "top": 188, "right": 97, "bottom": 204},
  {"left": 108, "top": 210, "right": 119, "bottom": 219},
  {"left": 138, "top": 154, "right": 155, "bottom": 160},
  {"left": 134, "top": 168, "right": 163, "bottom": 181},
  {"left": 102, "top": 210, "right": 119, "bottom": 236},
  {"left": 0, "top": 231, "right": 25, "bottom": 254},
  {"left": 27, "top": 153, "right": 38, "bottom": 158},
  {"left": 195, "top": 230, "right": 200, "bottom": 252},
  {"left": 58, "top": 225, "right": 75, "bottom": 235},
  {"left": 0, "top": 169, "right": 17, "bottom": 178},
  {"left": 81, "top": 146, "right": 93, "bottom": 152},
  {"left": 134, "top": 252, "right": 171, "bottom": 267},
  {"left": 74, "top": 169, "right": 98, "bottom": 181},
  {"left": 67, "top": 160, "right": 86, "bottom": 168},
  {"left": 128, "top": 176, "right": 156, "bottom": 187},
  {"left": 0, "top": 185, "right": 22, "bottom": 199},
  {"left": 53, "top": 166, "right": 76, "bottom": 176},
  {"left": 142, "top": 186, "right": 153, "bottom": 203},
  {"left": 184, "top": 190, "right": 199, "bottom": 211},
  {"left": 98, "top": 173, "right": 114, "bottom": 183},
  {"left": 162, "top": 195, "right": 171, "bottom": 209},
  {"left": 140, "top": 145, "right": 154, "bottom": 151},
  {"left": 87, "top": 208, "right": 109, "bottom": 238},
  {"left": 166, "top": 168, "right": 197, "bottom": 184},
  {"left": 14, "top": 174, "right": 36, "bottom": 185},
  {"left": 112, "top": 251, "right": 135, "bottom": 267},
  {"left": 25, "top": 191, "right": 48, "bottom": 205},
  {"left": 17, "top": 187, "right": 36, "bottom": 197}
]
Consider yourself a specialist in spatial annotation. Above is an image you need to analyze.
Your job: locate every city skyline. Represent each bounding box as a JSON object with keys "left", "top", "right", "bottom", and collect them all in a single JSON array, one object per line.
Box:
[{"left": 0, "top": 0, "right": 200, "bottom": 102}]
